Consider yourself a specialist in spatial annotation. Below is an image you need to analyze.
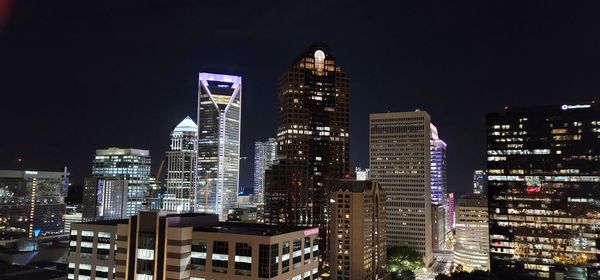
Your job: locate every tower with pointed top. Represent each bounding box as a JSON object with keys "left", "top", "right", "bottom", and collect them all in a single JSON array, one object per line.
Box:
[
  {"left": 162, "top": 116, "right": 198, "bottom": 213},
  {"left": 197, "top": 73, "right": 242, "bottom": 220}
]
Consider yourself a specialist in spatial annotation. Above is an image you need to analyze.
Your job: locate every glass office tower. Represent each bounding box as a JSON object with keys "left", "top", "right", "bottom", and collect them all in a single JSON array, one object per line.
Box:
[
  {"left": 83, "top": 148, "right": 151, "bottom": 221},
  {"left": 163, "top": 116, "right": 198, "bottom": 213},
  {"left": 197, "top": 73, "right": 242, "bottom": 221},
  {"left": 0, "top": 169, "right": 69, "bottom": 239},
  {"left": 473, "top": 170, "right": 487, "bottom": 195},
  {"left": 253, "top": 138, "right": 277, "bottom": 205},
  {"left": 487, "top": 103, "right": 600, "bottom": 279},
  {"left": 265, "top": 43, "right": 350, "bottom": 268}
]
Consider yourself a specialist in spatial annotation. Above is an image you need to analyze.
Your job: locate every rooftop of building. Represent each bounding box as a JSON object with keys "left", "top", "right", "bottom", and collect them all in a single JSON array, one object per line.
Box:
[
  {"left": 173, "top": 116, "right": 197, "bottom": 133},
  {"left": 332, "top": 179, "right": 376, "bottom": 193},
  {"left": 95, "top": 147, "right": 149, "bottom": 156},
  {"left": 0, "top": 170, "right": 69, "bottom": 179},
  {"left": 488, "top": 102, "right": 598, "bottom": 117},
  {"left": 194, "top": 222, "right": 315, "bottom": 236}
]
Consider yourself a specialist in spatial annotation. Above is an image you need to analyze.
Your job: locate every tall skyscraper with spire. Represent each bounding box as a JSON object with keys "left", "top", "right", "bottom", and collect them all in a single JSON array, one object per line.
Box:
[
  {"left": 163, "top": 116, "right": 198, "bottom": 213},
  {"left": 196, "top": 73, "right": 242, "bottom": 221},
  {"left": 265, "top": 43, "right": 350, "bottom": 266}
]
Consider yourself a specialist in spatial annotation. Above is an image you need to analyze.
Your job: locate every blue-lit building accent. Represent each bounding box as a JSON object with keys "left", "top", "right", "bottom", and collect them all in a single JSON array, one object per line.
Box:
[{"left": 430, "top": 124, "right": 447, "bottom": 206}]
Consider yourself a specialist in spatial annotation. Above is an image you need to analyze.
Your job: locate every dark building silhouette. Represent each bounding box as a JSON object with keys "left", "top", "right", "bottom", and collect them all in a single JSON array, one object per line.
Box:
[
  {"left": 487, "top": 103, "right": 600, "bottom": 279},
  {"left": 264, "top": 43, "right": 350, "bottom": 268}
]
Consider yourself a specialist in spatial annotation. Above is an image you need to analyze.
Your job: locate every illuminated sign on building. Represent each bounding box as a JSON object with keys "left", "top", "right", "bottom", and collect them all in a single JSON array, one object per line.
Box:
[
  {"left": 561, "top": 104, "right": 592, "bottom": 110},
  {"left": 304, "top": 228, "right": 319, "bottom": 236}
]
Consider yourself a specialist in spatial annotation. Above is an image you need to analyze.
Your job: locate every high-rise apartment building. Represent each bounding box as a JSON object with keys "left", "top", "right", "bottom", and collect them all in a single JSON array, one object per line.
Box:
[
  {"left": 68, "top": 212, "right": 320, "bottom": 280},
  {"left": 0, "top": 169, "right": 69, "bottom": 239},
  {"left": 330, "top": 180, "right": 388, "bottom": 280},
  {"left": 453, "top": 194, "right": 489, "bottom": 272},
  {"left": 473, "top": 170, "right": 487, "bottom": 196},
  {"left": 197, "top": 72, "right": 242, "bottom": 221},
  {"left": 253, "top": 138, "right": 277, "bottom": 205},
  {"left": 163, "top": 116, "right": 198, "bottom": 213},
  {"left": 82, "top": 148, "right": 151, "bottom": 221},
  {"left": 369, "top": 110, "right": 433, "bottom": 261},
  {"left": 488, "top": 103, "right": 600, "bottom": 279},
  {"left": 264, "top": 43, "right": 350, "bottom": 267}
]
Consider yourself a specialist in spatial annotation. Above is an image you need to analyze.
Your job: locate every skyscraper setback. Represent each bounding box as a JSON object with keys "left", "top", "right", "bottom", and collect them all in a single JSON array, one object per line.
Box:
[
  {"left": 369, "top": 110, "right": 434, "bottom": 261},
  {"left": 253, "top": 138, "right": 277, "bottom": 205},
  {"left": 488, "top": 103, "right": 600, "bottom": 279},
  {"left": 162, "top": 116, "right": 198, "bottom": 213},
  {"left": 197, "top": 73, "right": 242, "bottom": 220},
  {"left": 264, "top": 43, "right": 350, "bottom": 265}
]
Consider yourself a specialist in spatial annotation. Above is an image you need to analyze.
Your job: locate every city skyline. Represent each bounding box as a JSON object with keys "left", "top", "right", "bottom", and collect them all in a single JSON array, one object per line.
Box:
[{"left": 3, "top": 2, "right": 599, "bottom": 198}]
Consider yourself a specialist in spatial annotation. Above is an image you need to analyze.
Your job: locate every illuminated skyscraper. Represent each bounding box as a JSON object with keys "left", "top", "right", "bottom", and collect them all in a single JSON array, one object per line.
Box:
[
  {"left": 330, "top": 180, "right": 388, "bottom": 280},
  {"left": 454, "top": 194, "right": 489, "bottom": 272},
  {"left": 488, "top": 103, "right": 600, "bottom": 279},
  {"left": 370, "top": 110, "right": 433, "bottom": 262},
  {"left": 163, "top": 116, "right": 198, "bottom": 213},
  {"left": 264, "top": 43, "right": 350, "bottom": 266},
  {"left": 430, "top": 125, "right": 447, "bottom": 206},
  {"left": 253, "top": 138, "right": 277, "bottom": 205},
  {"left": 197, "top": 73, "right": 242, "bottom": 220},
  {"left": 82, "top": 148, "right": 151, "bottom": 221},
  {"left": 0, "top": 169, "right": 69, "bottom": 239},
  {"left": 473, "top": 170, "right": 487, "bottom": 195}
]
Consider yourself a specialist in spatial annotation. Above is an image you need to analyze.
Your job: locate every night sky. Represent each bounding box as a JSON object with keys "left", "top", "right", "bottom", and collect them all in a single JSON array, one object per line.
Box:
[{"left": 1, "top": 1, "right": 599, "bottom": 197}]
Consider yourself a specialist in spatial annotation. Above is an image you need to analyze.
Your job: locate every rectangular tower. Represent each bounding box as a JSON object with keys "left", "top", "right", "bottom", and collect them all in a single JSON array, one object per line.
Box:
[
  {"left": 197, "top": 73, "right": 242, "bottom": 221},
  {"left": 454, "top": 194, "right": 489, "bottom": 272},
  {"left": 83, "top": 148, "right": 151, "bottom": 220},
  {"left": 0, "top": 169, "right": 69, "bottom": 239},
  {"left": 264, "top": 43, "right": 350, "bottom": 268},
  {"left": 369, "top": 110, "right": 433, "bottom": 262},
  {"left": 253, "top": 138, "right": 277, "bottom": 205},
  {"left": 330, "top": 180, "right": 388, "bottom": 280},
  {"left": 487, "top": 103, "right": 600, "bottom": 279}
]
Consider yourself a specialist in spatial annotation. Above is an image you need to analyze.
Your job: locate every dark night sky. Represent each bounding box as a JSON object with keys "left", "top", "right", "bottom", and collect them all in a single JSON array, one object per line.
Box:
[{"left": 1, "top": 1, "right": 599, "bottom": 197}]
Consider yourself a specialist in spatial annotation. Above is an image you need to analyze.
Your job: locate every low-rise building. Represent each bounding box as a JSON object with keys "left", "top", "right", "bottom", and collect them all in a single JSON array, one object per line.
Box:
[
  {"left": 68, "top": 211, "right": 319, "bottom": 280},
  {"left": 453, "top": 194, "right": 489, "bottom": 272}
]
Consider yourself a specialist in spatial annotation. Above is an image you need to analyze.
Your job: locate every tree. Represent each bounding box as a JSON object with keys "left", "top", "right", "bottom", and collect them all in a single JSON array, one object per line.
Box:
[
  {"left": 387, "top": 246, "right": 424, "bottom": 279},
  {"left": 398, "top": 269, "right": 416, "bottom": 280}
]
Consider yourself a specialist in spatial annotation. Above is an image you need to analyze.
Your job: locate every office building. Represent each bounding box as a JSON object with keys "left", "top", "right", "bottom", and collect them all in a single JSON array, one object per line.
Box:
[
  {"left": 197, "top": 72, "right": 242, "bottom": 221},
  {"left": 430, "top": 125, "right": 448, "bottom": 251},
  {"left": 453, "top": 194, "right": 489, "bottom": 272},
  {"left": 369, "top": 110, "right": 433, "bottom": 262},
  {"left": 0, "top": 169, "right": 69, "bottom": 239},
  {"left": 64, "top": 205, "right": 82, "bottom": 233},
  {"left": 82, "top": 148, "right": 151, "bottom": 221},
  {"left": 355, "top": 167, "right": 369, "bottom": 181},
  {"left": 330, "top": 180, "right": 388, "bottom": 280},
  {"left": 163, "top": 116, "right": 198, "bottom": 213},
  {"left": 264, "top": 43, "right": 350, "bottom": 268},
  {"left": 68, "top": 211, "right": 320, "bottom": 280},
  {"left": 488, "top": 103, "right": 600, "bottom": 279},
  {"left": 473, "top": 170, "right": 487, "bottom": 196},
  {"left": 446, "top": 193, "right": 455, "bottom": 231},
  {"left": 253, "top": 138, "right": 277, "bottom": 205}
]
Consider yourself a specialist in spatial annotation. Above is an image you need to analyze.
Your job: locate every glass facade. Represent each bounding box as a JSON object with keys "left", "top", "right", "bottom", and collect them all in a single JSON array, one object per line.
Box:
[
  {"left": 487, "top": 104, "right": 600, "bottom": 279},
  {"left": 264, "top": 43, "right": 350, "bottom": 268},
  {"left": 473, "top": 170, "right": 487, "bottom": 195},
  {"left": 0, "top": 170, "right": 69, "bottom": 239},
  {"left": 197, "top": 73, "right": 242, "bottom": 221},
  {"left": 430, "top": 124, "right": 448, "bottom": 206},
  {"left": 86, "top": 148, "right": 151, "bottom": 219},
  {"left": 253, "top": 138, "right": 277, "bottom": 205}
]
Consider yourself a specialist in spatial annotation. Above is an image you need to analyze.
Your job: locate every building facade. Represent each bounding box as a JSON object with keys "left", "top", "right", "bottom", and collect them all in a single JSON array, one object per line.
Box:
[
  {"left": 473, "top": 170, "right": 487, "bottom": 196},
  {"left": 82, "top": 148, "right": 151, "bottom": 221},
  {"left": 330, "top": 180, "right": 388, "bottom": 280},
  {"left": 487, "top": 103, "right": 600, "bottom": 279},
  {"left": 0, "top": 169, "right": 69, "bottom": 239},
  {"left": 264, "top": 43, "right": 350, "bottom": 268},
  {"left": 68, "top": 212, "right": 320, "bottom": 280},
  {"left": 369, "top": 110, "right": 433, "bottom": 261},
  {"left": 253, "top": 138, "right": 277, "bottom": 205},
  {"left": 453, "top": 194, "right": 489, "bottom": 272},
  {"left": 197, "top": 72, "right": 242, "bottom": 221},
  {"left": 163, "top": 116, "right": 198, "bottom": 213}
]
